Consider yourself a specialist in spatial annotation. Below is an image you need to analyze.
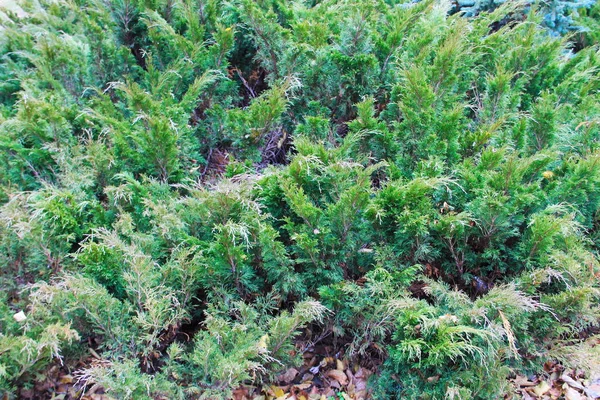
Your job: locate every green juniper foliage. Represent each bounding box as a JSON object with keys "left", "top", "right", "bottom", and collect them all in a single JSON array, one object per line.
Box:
[{"left": 1, "top": 0, "right": 600, "bottom": 398}]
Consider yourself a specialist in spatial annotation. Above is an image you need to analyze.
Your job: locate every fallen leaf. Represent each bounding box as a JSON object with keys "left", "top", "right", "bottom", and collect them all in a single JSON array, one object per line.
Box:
[
  {"left": 346, "top": 382, "right": 355, "bottom": 397},
  {"left": 354, "top": 368, "right": 368, "bottom": 392},
  {"left": 548, "top": 387, "right": 562, "bottom": 399},
  {"left": 346, "top": 369, "right": 354, "bottom": 385},
  {"left": 586, "top": 383, "right": 600, "bottom": 399},
  {"left": 514, "top": 375, "right": 537, "bottom": 387},
  {"left": 326, "top": 369, "right": 348, "bottom": 386},
  {"left": 271, "top": 386, "right": 285, "bottom": 398},
  {"left": 354, "top": 368, "right": 371, "bottom": 379},
  {"left": 279, "top": 368, "right": 299, "bottom": 384},
  {"left": 564, "top": 386, "right": 584, "bottom": 400},
  {"left": 533, "top": 381, "right": 551, "bottom": 397},
  {"left": 336, "top": 359, "right": 344, "bottom": 371},
  {"left": 13, "top": 311, "right": 26, "bottom": 322},
  {"left": 518, "top": 389, "right": 535, "bottom": 400},
  {"left": 232, "top": 387, "right": 249, "bottom": 400},
  {"left": 561, "top": 375, "right": 586, "bottom": 391},
  {"left": 89, "top": 348, "right": 102, "bottom": 359},
  {"left": 355, "top": 390, "right": 368, "bottom": 400},
  {"left": 302, "top": 373, "right": 314, "bottom": 382},
  {"left": 321, "top": 357, "right": 334, "bottom": 367},
  {"left": 294, "top": 383, "right": 311, "bottom": 390},
  {"left": 86, "top": 383, "right": 102, "bottom": 395}
]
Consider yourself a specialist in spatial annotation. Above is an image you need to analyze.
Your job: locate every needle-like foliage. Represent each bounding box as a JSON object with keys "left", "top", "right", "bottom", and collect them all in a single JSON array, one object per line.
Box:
[{"left": 0, "top": 0, "right": 599, "bottom": 398}]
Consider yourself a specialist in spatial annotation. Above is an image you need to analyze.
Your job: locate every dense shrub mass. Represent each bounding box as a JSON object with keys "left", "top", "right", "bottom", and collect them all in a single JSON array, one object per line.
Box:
[{"left": 1, "top": 0, "right": 600, "bottom": 398}]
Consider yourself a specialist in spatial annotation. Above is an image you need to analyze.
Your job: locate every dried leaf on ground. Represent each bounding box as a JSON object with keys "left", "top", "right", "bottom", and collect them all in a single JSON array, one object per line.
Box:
[
  {"left": 279, "top": 368, "right": 299, "bottom": 384},
  {"left": 564, "top": 386, "right": 585, "bottom": 400},
  {"left": 326, "top": 369, "right": 348, "bottom": 386},
  {"left": 533, "top": 381, "right": 551, "bottom": 397}
]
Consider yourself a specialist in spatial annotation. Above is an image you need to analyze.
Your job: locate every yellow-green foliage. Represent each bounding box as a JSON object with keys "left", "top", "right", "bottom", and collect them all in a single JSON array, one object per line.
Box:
[{"left": 0, "top": 0, "right": 599, "bottom": 398}]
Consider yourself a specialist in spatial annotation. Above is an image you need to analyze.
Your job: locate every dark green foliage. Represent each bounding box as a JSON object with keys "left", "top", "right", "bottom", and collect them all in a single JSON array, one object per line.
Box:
[{"left": 1, "top": 0, "right": 600, "bottom": 398}]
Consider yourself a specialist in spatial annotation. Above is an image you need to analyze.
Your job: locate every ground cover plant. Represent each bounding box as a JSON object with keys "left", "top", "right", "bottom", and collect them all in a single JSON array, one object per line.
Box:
[{"left": 0, "top": 0, "right": 599, "bottom": 398}]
